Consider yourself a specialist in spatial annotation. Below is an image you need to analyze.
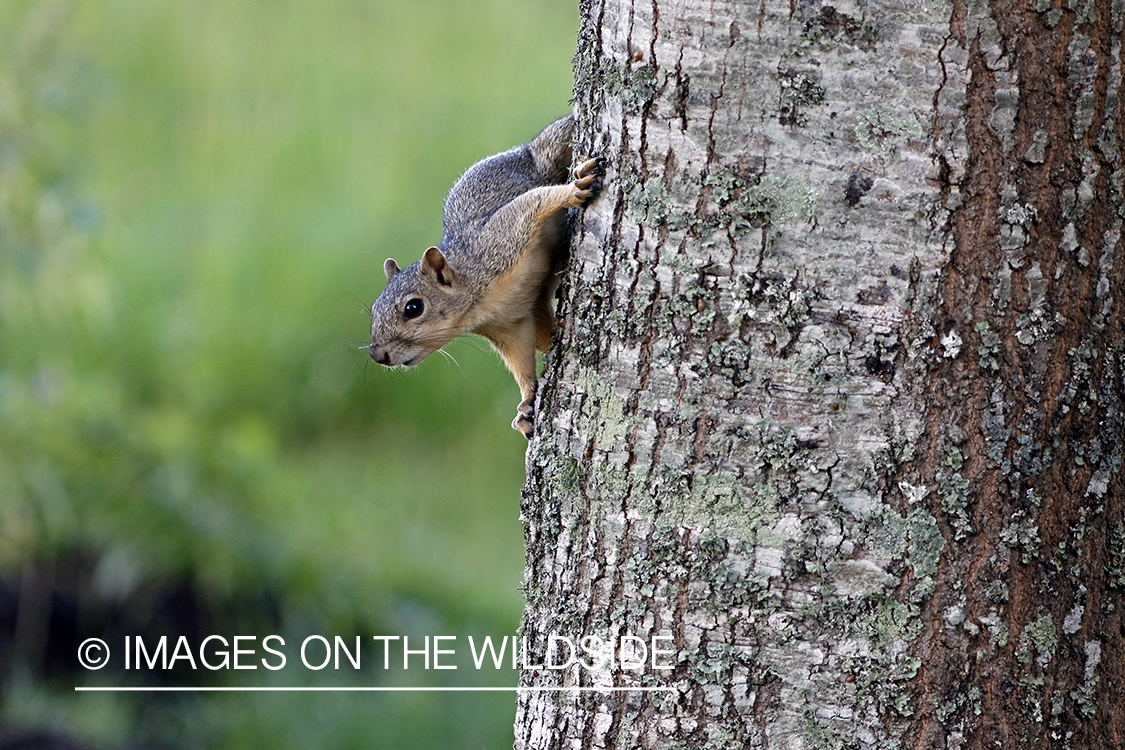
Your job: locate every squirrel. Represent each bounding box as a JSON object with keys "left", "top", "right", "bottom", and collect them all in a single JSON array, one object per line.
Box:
[{"left": 369, "top": 114, "right": 603, "bottom": 439}]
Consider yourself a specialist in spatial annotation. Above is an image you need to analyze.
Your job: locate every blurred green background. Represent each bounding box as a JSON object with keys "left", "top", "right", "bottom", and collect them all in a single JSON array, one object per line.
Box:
[{"left": 0, "top": 0, "right": 577, "bottom": 747}]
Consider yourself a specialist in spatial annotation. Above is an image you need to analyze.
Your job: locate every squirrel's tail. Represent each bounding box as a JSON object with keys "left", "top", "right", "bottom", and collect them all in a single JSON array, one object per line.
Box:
[{"left": 528, "top": 115, "right": 576, "bottom": 184}]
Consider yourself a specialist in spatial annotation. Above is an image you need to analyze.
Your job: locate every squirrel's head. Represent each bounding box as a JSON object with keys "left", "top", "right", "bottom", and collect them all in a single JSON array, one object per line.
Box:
[{"left": 369, "top": 247, "right": 469, "bottom": 367}]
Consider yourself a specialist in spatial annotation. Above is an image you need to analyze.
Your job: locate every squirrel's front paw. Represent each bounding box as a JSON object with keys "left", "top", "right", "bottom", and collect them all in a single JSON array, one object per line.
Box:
[
  {"left": 512, "top": 398, "right": 535, "bottom": 440},
  {"left": 572, "top": 156, "right": 605, "bottom": 206}
]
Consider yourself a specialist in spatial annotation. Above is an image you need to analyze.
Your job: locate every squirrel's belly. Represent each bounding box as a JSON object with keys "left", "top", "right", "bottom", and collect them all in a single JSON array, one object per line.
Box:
[{"left": 467, "top": 239, "right": 553, "bottom": 332}]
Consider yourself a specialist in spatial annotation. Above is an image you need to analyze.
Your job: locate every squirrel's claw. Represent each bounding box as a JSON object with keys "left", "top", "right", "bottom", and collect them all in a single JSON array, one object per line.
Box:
[
  {"left": 572, "top": 155, "right": 605, "bottom": 207},
  {"left": 512, "top": 409, "right": 534, "bottom": 440},
  {"left": 512, "top": 414, "right": 533, "bottom": 440},
  {"left": 573, "top": 156, "right": 601, "bottom": 182},
  {"left": 512, "top": 393, "right": 536, "bottom": 440}
]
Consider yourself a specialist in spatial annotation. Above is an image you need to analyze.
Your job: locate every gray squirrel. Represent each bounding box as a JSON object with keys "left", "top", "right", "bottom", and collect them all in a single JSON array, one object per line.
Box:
[{"left": 369, "top": 115, "right": 603, "bottom": 438}]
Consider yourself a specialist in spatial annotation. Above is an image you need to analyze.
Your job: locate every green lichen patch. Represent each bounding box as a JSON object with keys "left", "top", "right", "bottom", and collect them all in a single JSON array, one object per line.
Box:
[
  {"left": 866, "top": 507, "right": 909, "bottom": 560},
  {"left": 625, "top": 175, "right": 672, "bottom": 226},
  {"left": 1059, "top": 335, "right": 1098, "bottom": 416},
  {"left": 691, "top": 170, "right": 817, "bottom": 234},
  {"left": 936, "top": 468, "right": 972, "bottom": 540},
  {"left": 706, "top": 337, "right": 755, "bottom": 384},
  {"left": 606, "top": 59, "right": 657, "bottom": 114},
  {"left": 854, "top": 596, "right": 923, "bottom": 647},
  {"left": 685, "top": 472, "right": 777, "bottom": 543},
  {"left": 907, "top": 509, "right": 943, "bottom": 592},
  {"left": 1016, "top": 612, "right": 1058, "bottom": 667},
  {"left": 1000, "top": 511, "right": 1042, "bottom": 564},
  {"left": 573, "top": 368, "right": 636, "bottom": 464},
  {"left": 746, "top": 174, "right": 817, "bottom": 225},
  {"left": 779, "top": 68, "right": 826, "bottom": 127},
  {"left": 854, "top": 106, "right": 924, "bottom": 156},
  {"left": 975, "top": 320, "right": 1002, "bottom": 372},
  {"left": 862, "top": 498, "right": 943, "bottom": 589}
]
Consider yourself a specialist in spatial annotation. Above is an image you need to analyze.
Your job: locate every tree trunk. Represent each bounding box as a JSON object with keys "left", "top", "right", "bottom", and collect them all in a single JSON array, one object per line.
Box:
[{"left": 516, "top": 0, "right": 1124, "bottom": 748}]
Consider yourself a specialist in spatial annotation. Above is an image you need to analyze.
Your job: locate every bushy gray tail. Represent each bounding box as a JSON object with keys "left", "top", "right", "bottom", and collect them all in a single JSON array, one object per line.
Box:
[{"left": 528, "top": 115, "right": 575, "bottom": 184}]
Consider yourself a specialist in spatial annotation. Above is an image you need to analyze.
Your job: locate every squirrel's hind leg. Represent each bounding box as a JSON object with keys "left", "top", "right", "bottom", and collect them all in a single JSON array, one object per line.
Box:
[{"left": 482, "top": 317, "right": 540, "bottom": 440}]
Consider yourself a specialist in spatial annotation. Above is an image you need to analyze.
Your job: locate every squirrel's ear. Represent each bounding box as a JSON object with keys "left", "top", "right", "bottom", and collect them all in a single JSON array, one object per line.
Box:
[
  {"left": 422, "top": 246, "right": 454, "bottom": 286},
  {"left": 384, "top": 258, "right": 400, "bottom": 280}
]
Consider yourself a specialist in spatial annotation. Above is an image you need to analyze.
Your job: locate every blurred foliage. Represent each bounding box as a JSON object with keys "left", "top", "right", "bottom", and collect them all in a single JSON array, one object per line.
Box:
[{"left": 0, "top": 0, "right": 577, "bottom": 746}]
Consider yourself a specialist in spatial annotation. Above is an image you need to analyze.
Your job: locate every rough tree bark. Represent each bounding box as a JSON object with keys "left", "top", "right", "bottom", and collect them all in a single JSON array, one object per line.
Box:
[{"left": 515, "top": 0, "right": 1124, "bottom": 748}]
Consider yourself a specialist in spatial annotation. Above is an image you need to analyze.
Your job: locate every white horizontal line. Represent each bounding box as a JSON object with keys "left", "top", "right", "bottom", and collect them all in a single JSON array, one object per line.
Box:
[{"left": 75, "top": 686, "right": 676, "bottom": 693}]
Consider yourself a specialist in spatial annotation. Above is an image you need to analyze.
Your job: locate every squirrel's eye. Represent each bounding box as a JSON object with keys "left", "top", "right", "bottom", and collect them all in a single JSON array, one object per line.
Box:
[{"left": 403, "top": 299, "right": 425, "bottom": 319}]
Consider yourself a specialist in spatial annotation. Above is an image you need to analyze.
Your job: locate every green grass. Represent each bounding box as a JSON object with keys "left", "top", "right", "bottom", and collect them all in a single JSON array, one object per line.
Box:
[{"left": 0, "top": 0, "right": 578, "bottom": 746}]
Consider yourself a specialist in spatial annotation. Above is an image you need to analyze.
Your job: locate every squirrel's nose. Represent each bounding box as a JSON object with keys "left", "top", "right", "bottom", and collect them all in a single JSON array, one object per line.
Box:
[{"left": 370, "top": 344, "right": 391, "bottom": 366}]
